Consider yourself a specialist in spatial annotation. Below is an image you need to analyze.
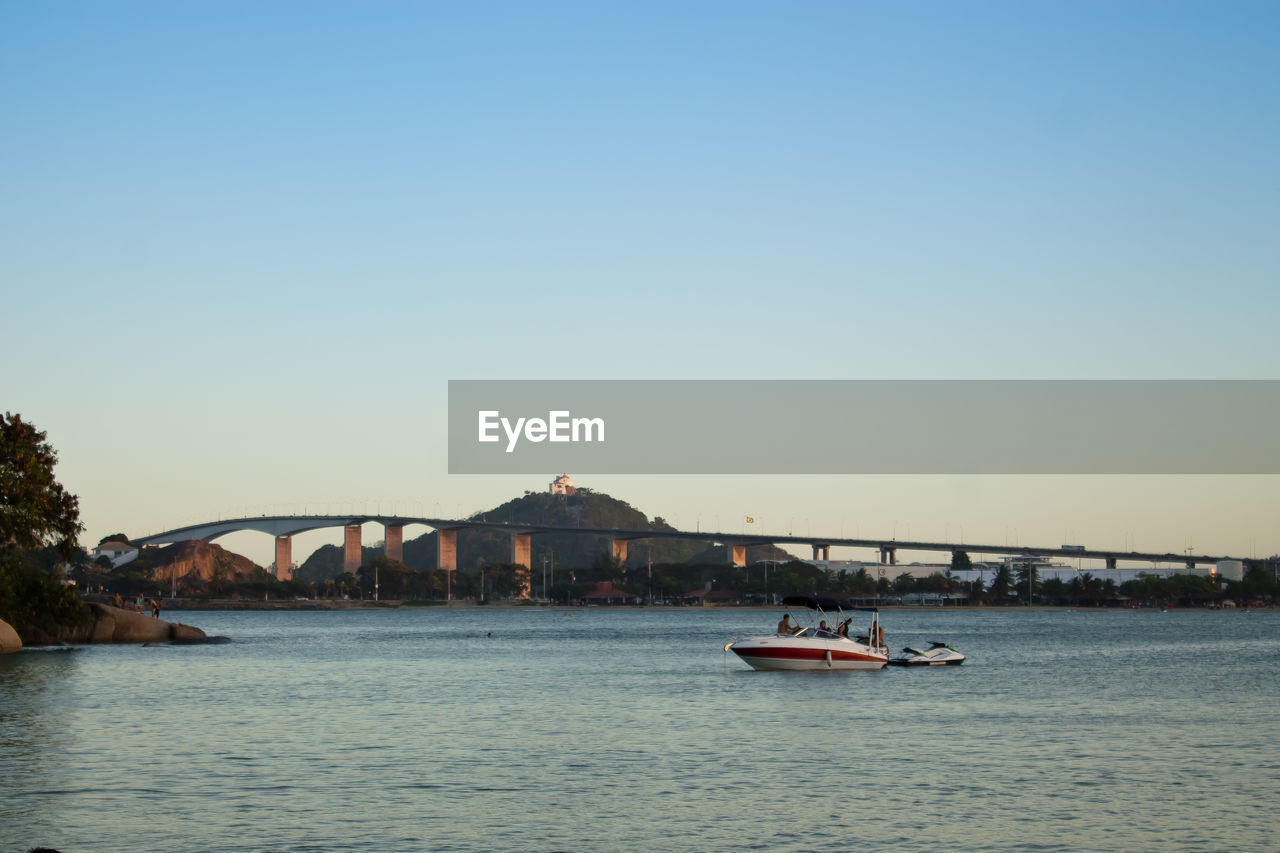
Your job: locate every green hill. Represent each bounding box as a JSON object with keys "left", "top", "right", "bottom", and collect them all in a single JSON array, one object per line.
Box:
[{"left": 297, "top": 487, "right": 794, "bottom": 583}]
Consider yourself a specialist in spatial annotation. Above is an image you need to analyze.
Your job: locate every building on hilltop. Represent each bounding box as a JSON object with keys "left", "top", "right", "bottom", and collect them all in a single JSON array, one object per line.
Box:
[
  {"left": 549, "top": 474, "right": 576, "bottom": 496},
  {"left": 91, "top": 540, "right": 139, "bottom": 568}
]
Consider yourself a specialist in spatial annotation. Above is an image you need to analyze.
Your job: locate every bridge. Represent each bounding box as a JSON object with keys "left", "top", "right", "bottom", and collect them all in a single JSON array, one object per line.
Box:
[{"left": 133, "top": 514, "right": 1241, "bottom": 580}]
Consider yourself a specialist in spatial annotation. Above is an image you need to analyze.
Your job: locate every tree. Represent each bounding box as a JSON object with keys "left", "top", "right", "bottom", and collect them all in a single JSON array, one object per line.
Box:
[
  {"left": 989, "top": 565, "right": 1012, "bottom": 604},
  {"left": 1, "top": 413, "right": 82, "bottom": 558},
  {"left": 1040, "top": 577, "right": 1068, "bottom": 605},
  {"left": 1013, "top": 562, "right": 1039, "bottom": 604},
  {"left": 950, "top": 550, "right": 972, "bottom": 573},
  {"left": 1230, "top": 566, "right": 1279, "bottom": 603},
  {"left": 968, "top": 576, "right": 986, "bottom": 604},
  {"left": 0, "top": 413, "right": 91, "bottom": 639},
  {"left": 334, "top": 572, "right": 357, "bottom": 599},
  {"left": 483, "top": 562, "right": 531, "bottom": 599},
  {"left": 918, "top": 572, "right": 950, "bottom": 593},
  {"left": 358, "top": 556, "right": 417, "bottom": 599}
]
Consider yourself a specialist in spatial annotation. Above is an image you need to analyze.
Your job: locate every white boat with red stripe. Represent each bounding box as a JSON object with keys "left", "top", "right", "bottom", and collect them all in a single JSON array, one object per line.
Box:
[{"left": 725, "top": 596, "right": 889, "bottom": 671}]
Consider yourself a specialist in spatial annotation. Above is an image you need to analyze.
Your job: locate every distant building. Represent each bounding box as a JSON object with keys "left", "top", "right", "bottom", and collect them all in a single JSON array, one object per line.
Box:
[
  {"left": 681, "top": 581, "right": 741, "bottom": 606},
  {"left": 1213, "top": 560, "right": 1244, "bottom": 581},
  {"left": 582, "top": 581, "right": 635, "bottom": 605},
  {"left": 549, "top": 474, "right": 576, "bottom": 496},
  {"left": 91, "top": 540, "right": 139, "bottom": 568},
  {"left": 804, "top": 556, "right": 1210, "bottom": 584}
]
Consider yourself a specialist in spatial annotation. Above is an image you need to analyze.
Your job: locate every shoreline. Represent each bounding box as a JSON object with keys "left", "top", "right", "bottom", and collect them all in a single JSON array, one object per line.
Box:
[{"left": 103, "top": 598, "right": 1266, "bottom": 613}]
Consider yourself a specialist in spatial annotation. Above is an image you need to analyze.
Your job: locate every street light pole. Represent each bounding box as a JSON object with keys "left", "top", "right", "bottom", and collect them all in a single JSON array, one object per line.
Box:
[{"left": 647, "top": 548, "right": 652, "bottom": 605}]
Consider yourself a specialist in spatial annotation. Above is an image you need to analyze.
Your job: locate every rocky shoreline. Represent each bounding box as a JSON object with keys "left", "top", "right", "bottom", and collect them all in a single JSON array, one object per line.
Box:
[{"left": 2, "top": 603, "right": 219, "bottom": 651}]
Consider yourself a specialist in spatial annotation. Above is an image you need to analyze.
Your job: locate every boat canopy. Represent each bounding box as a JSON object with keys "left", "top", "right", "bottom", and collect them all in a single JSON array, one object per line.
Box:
[
  {"left": 782, "top": 595, "right": 840, "bottom": 610},
  {"left": 782, "top": 595, "right": 879, "bottom": 613}
]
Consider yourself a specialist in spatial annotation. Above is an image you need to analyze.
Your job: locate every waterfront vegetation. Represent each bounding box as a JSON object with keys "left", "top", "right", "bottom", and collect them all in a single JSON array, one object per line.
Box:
[
  {"left": 63, "top": 551, "right": 1280, "bottom": 610},
  {"left": 0, "top": 413, "right": 92, "bottom": 638}
]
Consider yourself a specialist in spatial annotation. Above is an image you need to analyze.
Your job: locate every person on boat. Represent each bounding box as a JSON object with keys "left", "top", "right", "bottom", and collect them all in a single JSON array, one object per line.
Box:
[
  {"left": 837, "top": 618, "right": 851, "bottom": 638},
  {"left": 818, "top": 620, "right": 831, "bottom": 636},
  {"left": 776, "top": 614, "right": 793, "bottom": 634}
]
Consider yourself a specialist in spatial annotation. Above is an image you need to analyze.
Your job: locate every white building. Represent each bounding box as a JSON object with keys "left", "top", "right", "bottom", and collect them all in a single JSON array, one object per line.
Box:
[
  {"left": 549, "top": 474, "right": 576, "bottom": 496},
  {"left": 807, "top": 555, "right": 1211, "bottom": 585},
  {"left": 91, "top": 540, "right": 139, "bottom": 568}
]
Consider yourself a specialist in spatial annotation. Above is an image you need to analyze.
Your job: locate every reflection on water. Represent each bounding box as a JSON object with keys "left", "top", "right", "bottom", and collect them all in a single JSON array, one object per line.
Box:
[
  {"left": 0, "top": 650, "right": 83, "bottom": 845},
  {"left": 1, "top": 608, "right": 1278, "bottom": 852}
]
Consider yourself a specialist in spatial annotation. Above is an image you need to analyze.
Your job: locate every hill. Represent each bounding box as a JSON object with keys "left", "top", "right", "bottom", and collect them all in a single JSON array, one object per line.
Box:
[
  {"left": 127, "top": 540, "right": 262, "bottom": 592},
  {"left": 296, "top": 487, "right": 796, "bottom": 583}
]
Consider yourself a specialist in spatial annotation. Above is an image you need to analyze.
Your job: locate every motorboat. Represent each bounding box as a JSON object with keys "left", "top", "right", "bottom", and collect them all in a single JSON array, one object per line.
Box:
[
  {"left": 888, "top": 641, "right": 965, "bottom": 666},
  {"left": 725, "top": 596, "right": 888, "bottom": 671}
]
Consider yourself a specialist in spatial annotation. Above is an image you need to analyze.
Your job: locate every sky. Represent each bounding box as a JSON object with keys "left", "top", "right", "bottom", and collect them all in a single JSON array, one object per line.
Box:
[{"left": 3, "top": 1, "right": 1277, "bottom": 569}]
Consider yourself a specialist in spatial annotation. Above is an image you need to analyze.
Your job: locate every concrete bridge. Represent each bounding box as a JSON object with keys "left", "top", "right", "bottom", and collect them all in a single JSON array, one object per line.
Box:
[{"left": 133, "top": 515, "right": 1240, "bottom": 580}]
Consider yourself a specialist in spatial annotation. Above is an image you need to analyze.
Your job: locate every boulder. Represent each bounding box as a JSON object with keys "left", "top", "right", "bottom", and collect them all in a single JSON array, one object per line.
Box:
[
  {"left": 86, "top": 604, "right": 206, "bottom": 644},
  {"left": 0, "top": 618, "right": 22, "bottom": 654},
  {"left": 169, "top": 622, "right": 207, "bottom": 642},
  {"left": 89, "top": 612, "right": 117, "bottom": 643},
  {"left": 172, "top": 633, "right": 232, "bottom": 644}
]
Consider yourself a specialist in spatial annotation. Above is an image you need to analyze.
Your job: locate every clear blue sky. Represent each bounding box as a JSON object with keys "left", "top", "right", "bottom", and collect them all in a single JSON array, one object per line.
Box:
[{"left": 3, "top": 1, "right": 1277, "bottom": 565}]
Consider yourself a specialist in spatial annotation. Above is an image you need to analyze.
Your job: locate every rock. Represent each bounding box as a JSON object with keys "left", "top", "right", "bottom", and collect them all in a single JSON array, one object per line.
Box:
[
  {"left": 171, "top": 634, "right": 232, "bottom": 644},
  {"left": 89, "top": 612, "right": 117, "bottom": 643},
  {"left": 16, "top": 604, "right": 214, "bottom": 647},
  {"left": 86, "top": 604, "right": 206, "bottom": 644},
  {"left": 0, "top": 618, "right": 22, "bottom": 654},
  {"left": 169, "top": 622, "right": 208, "bottom": 642}
]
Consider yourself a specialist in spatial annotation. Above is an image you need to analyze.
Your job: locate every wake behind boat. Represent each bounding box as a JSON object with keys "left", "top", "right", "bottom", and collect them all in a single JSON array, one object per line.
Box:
[{"left": 725, "top": 596, "right": 888, "bottom": 671}]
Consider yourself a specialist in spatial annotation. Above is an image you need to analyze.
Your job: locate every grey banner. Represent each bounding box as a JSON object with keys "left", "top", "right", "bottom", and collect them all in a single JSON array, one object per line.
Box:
[{"left": 448, "top": 380, "right": 1280, "bottom": 474}]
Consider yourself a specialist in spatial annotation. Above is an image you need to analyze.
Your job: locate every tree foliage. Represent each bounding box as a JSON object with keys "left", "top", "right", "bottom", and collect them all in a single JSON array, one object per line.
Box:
[
  {"left": 988, "top": 565, "right": 1013, "bottom": 603},
  {"left": 481, "top": 562, "right": 531, "bottom": 600},
  {"left": 358, "top": 556, "right": 418, "bottom": 599},
  {"left": 0, "top": 413, "right": 91, "bottom": 639},
  {"left": 1, "top": 413, "right": 82, "bottom": 558}
]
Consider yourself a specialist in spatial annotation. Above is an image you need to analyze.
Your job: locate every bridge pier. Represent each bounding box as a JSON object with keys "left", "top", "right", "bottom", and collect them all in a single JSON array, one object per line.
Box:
[
  {"left": 728, "top": 544, "right": 746, "bottom": 567},
  {"left": 880, "top": 547, "right": 897, "bottom": 565},
  {"left": 611, "top": 538, "right": 628, "bottom": 564},
  {"left": 1186, "top": 559, "right": 1195, "bottom": 570},
  {"left": 344, "top": 524, "right": 362, "bottom": 574},
  {"left": 812, "top": 544, "right": 830, "bottom": 561},
  {"left": 437, "top": 529, "right": 457, "bottom": 573},
  {"left": 1105, "top": 556, "right": 1117, "bottom": 570},
  {"left": 512, "top": 532, "right": 531, "bottom": 568},
  {"left": 274, "top": 536, "right": 292, "bottom": 581},
  {"left": 385, "top": 523, "right": 404, "bottom": 563}
]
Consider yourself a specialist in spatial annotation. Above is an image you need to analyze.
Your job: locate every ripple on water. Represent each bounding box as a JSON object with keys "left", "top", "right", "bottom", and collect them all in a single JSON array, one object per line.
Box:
[{"left": 1, "top": 608, "right": 1278, "bottom": 852}]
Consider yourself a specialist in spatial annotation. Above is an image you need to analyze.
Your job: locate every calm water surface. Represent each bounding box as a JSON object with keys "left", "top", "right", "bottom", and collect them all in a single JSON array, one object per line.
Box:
[{"left": 2, "top": 607, "right": 1277, "bottom": 852}]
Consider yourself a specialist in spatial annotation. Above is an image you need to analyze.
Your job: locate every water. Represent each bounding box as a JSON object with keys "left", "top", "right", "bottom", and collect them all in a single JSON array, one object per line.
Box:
[{"left": 2, "top": 607, "right": 1278, "bottom": 853}]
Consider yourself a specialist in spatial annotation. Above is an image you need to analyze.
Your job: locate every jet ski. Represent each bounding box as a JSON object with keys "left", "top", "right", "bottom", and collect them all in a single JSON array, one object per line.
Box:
[{"left": 889, "top": 641, "right": 965, "bottom": 666}]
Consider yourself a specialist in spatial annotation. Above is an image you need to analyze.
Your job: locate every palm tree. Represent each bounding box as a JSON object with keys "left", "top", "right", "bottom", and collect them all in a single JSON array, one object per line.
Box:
[{"left": 989, "top": 566, "right": 1012, "bottom": 604}]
